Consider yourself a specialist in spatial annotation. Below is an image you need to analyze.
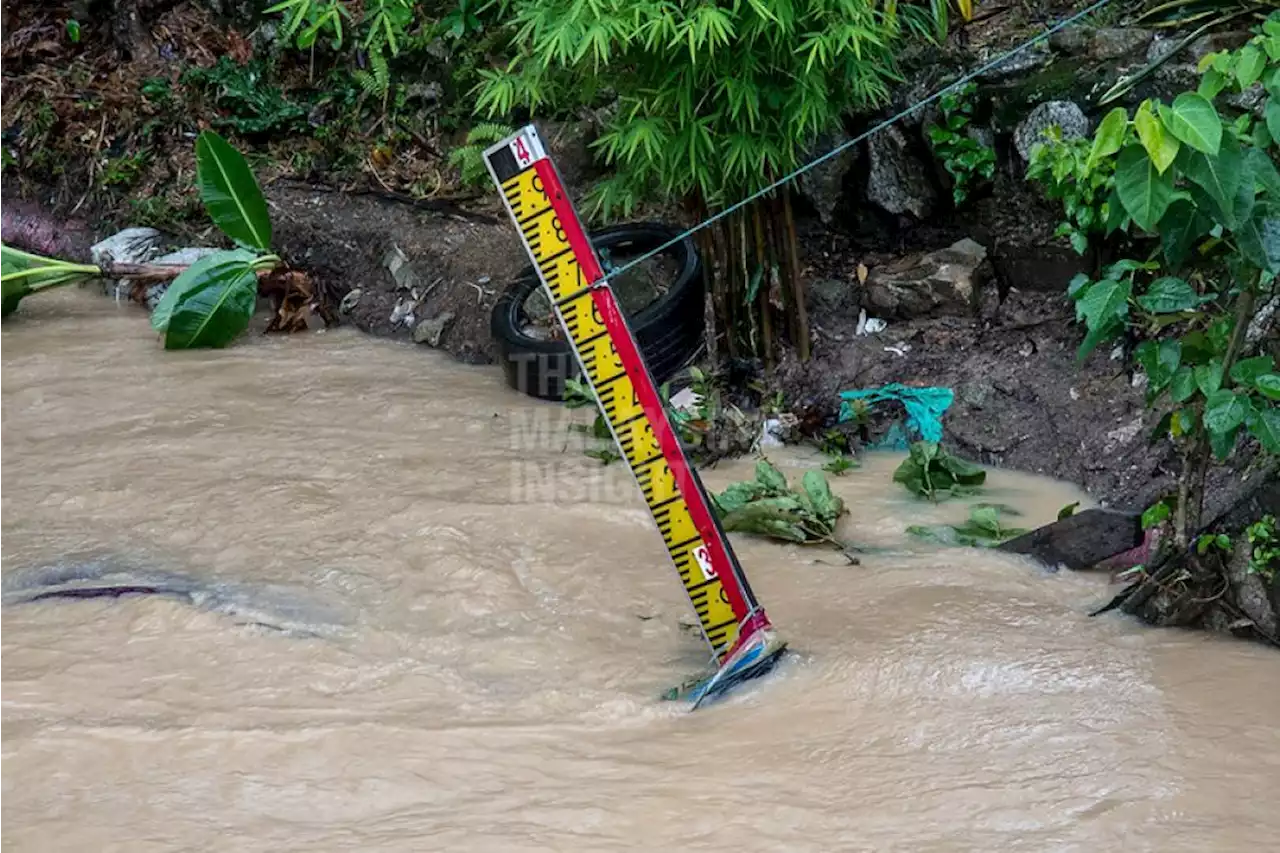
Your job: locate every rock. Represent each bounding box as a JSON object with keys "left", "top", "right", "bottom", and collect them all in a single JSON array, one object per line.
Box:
[
  {"left": 1088, "top": 28, "right": 1154, "bottom": 61},
  {"left": 807, "top": 278, "right": 862, "bottom": 324},
  {"left": 978, "top": 41, "right": 1052, "bottom": 81},
  {"left": 1049, "top": 26, "right": 1090, "bottom": 56},
  {"left": 339, "top": 288, "right": 362, "bottom": 315},
  {"left": 413, "top": 311, "right": 455, "bottom": 347},
  {"left": 862, "top": 238, "right": 990, "bottom": 320},
  {"left": 383, "top": 245, "right": 418, "bottom": 290},
  {"left": 997, "top": 508, "right": 1143, "bottom": 571},
  {"left": 1224, "top": 537, "right": 1278, "bottom": 638},
  {"left": 864, "top": 125, "right": 936, "bottom": 220},
  {"left": 90, "top": 227, "right": 166, "bottom": 267},
  {"left": 795, "top": 130, "right": 857, "bottom": 225},
  {"left": 1013, "top": 101, "right": 1088, "bottom": 163},
  {"left": 405, "top": 82, "right": 443, "bottom": 104}
]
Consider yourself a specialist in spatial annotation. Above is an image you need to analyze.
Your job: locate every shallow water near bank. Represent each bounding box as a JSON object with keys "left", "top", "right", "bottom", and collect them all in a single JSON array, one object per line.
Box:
[{"left": 3, "top": 289, "right": 1279, "bottom": 852}]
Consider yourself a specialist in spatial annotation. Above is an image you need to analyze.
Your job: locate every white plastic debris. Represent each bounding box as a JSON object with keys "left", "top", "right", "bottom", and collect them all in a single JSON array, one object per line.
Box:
[
  {"left": 90, "top": 227, "right": 166, "bottom": 267},
  {"left": 669, "top": 387, "right": 704, "bottom": 413},
  {"left": 855, "top": 308, "right": 887, "bottom": 336},
  {"left": 883, "top": 342, "right": 911, "bottom": 357}
]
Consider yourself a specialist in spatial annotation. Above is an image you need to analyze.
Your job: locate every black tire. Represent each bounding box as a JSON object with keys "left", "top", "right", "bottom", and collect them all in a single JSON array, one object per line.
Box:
[{"left": 490, "top": 222, "right": 704, "bottom": 401}]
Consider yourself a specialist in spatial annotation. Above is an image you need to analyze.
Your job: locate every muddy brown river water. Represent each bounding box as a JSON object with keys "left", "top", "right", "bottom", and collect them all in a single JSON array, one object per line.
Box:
[{"left": 3, "top": 289, "right": 1279, "bottom": 851}]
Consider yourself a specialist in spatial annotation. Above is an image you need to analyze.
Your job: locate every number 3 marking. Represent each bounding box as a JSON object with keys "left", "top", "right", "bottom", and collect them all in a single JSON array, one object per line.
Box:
[{"left": 693, "top": 545, "right": 717, "bottom": 581}]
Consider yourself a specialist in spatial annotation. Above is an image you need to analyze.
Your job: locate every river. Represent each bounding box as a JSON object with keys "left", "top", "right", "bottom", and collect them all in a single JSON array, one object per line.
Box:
[{"left": 3, "top": 289, "right": 1278, "bottom": 851}]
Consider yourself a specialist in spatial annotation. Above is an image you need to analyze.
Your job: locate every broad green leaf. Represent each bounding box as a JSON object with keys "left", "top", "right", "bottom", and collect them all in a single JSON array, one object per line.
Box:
[
  {"left": 1078, "top": 278, "right": 1130, "bottom": 334},
  {"left": 1058, "top": 502, "right": 1079, "bottom": 520},
  {"left": 1159, "top": 199, "right": 1211, "bottom": 268},
  {"left": 1115, "top": 144, "right": 1175, "bottom": 231},
  {"left": 1231, "top": 356, "right": 1275, "bottom": 387},
  {"left": 1088, "top": 107, "right": 1128, "bottom": 169},
  {"left": 1196, "top": 360, "right": 1224, "bottom": 397},
  {"left": 754, "top": 459, "right": 788, "bottom": 493},
  {"left": 1136, "top": 339, "right": 1181, "bottom": 393},
  {"left": 1135, "top": 101, "right": 1179, "bottom": 174},
  {"left": 1182, "top": 136, "right": 1243, "bottom": 227},
  {"left": 195, "top": 130, "right": 272, "bottom": 251},
  {"left": 1199, "top": 68, "right": 1227, "bottom": 100},
  {"left": 1249, "top": 407, "right": 1280, "bottom": 453},
  {"left": 1257, "top": 374, "right": 1280, "bottom": 400},
  {"left": 1158, "top": 93, "right": 1222, "bottom": 155},
  {"left": 162, "top": 250, "right": 260, "bottom": 349},
  {"left": 1267, "top": 99, "right": 1280, "bottom": 147},
  {"left": 1142, "top": 501, "right": 1171, "bottom": 529},
  {"left": 1209, "top": 424, "right": 1239, "bottom": 461},
  {"left": 1236, "top": 45, "right": 1265, "bottom": 89},
  {"left": 1171, "top": 366, "right": 1197, "bottom": 402},
  {"left": 1203, "top": 388, "right": 1249, "bottom": 436},
  {"left": 939, "top": 452, "right": 986, "bottom": 486},
  {"left": 801, "top": 470, "right": 843, "bottom": 525},
  {"left": 150, "top": 249, "right": 255, "bottom": 332},
  {"left": 1135, "top": 276, "right": 1201, "bottom": 313},
  {"left": 1246, "top": 147, "right": 1280, "bottom": 199}
]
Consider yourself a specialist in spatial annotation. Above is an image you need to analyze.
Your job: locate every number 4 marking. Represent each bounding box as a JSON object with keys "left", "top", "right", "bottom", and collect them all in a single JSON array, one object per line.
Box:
[
  {"left": 693, "top": 545, "right": 717, "bottom": 581},
  {"left": 511, "top": 136, "right": 533, "bottom": 167}
]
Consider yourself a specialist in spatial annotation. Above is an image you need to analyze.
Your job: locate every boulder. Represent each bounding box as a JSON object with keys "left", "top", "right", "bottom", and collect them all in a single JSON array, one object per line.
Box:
[
  {"left": 795, "top": 130, "right": 857, "bottom": 225},
  {"left": 864, "top": 125, "right": 936, "bottom": 220},
  {"left": 413, "top": 311, "right": 455, "bottom": 347},
  {"left": 862, "top": 238, "right": 990, "bottom": 319},
  {"left": 807, "top": 278, "right": 862, "bottom": 324},
  {"left": 1089, "top": 28, "right": 1154, "bottom": 61},
  {"left": 1014, "top": 100, "right": 1088, "bottom": 162}
]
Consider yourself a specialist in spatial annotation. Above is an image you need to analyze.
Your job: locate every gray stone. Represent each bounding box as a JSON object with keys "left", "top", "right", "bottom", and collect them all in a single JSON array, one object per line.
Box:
[
  {"left": 1014, "top": 101, "right": 1088, "bottom": 162},
  {"left": 978, "top": 41, "right": 1052, "bottom": 81},
  {"left": 1088, "top": 28, "right": 1154, "bottom": 61},
  {"left": 413, "top": 311, "right": 455, "bottom": 347},
  {"left": 807, "top": 278, "right": 862, "bottom": 323},
  {"left": 90, "top": 227, "right": 166, "bottom": 267},
  {"left": 1049, "top": 26, "right": 1090, "bottom": 56},
  {"left": 383, "top": 245, "right": 418, "bottom": 290},
  {"left": 862, "top": 238, "right": 990, "bottom": 320},
  {"left": 865, "top": 125, "right": 936, "bottom": 220},
  {"left": 795, "top": 130, "right": 857, "bottom": 225},
  {"left": 1225, "top": 537, "right": 1278, "bottom": 638},
  {"left": 339, "top": 288, "right": 362, "bottom": 315},
  {"left": 997, "top": 509, "right": 1143, "bottom": 571}
]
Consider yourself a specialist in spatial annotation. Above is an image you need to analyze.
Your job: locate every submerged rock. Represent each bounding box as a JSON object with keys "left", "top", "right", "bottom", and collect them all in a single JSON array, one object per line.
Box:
[{"left": 2, "top": 558, "right": 351, "bottom": 639}]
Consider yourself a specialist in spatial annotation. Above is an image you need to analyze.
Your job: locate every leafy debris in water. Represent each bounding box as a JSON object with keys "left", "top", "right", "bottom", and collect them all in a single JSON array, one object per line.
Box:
[
  {"left": 907, "top": 504, "right": 1029, "bottom": 548},
  {"left": 892, "top": 440, "right": 987, "bottom": 501},
  {"left": 711, "top": 459, "right": 849, "bottom": 548}
]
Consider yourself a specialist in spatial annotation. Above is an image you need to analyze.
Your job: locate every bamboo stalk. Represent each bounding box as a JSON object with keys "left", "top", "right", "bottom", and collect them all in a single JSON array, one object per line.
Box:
[{"left": 781, "top": 189, "right": 810, "bottom": 362}]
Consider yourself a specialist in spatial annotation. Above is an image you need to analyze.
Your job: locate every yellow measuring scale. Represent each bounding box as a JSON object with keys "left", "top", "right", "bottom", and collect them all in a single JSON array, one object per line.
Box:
[{"left": 484, "top": 125, "right": 786, "bottom": 707}]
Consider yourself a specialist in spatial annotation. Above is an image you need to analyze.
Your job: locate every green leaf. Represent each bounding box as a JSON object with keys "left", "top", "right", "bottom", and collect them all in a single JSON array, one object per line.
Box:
[
  {"left": 1231, "top": 356, "right": 1275, "bottom": 387},
  {"left": 1142, "top": 500, "right": 1171, "bottom": 529},
  {"left": 1209, "top": 423, "right": 1239, "bottom": 460},
  {"left": 939, "top": 452, "right": 987, "bottom": 486},
  {"left": 1135, "top": 101, "right": 1179, "bottom": 174},
  {"left": 1246, "top": 147, "right": 1280, "bottom": 199},
  {"left": 1249, "top": 406, "right": 1280, "bottom": 453},
  {"left": 1182, "top": 136, "right": 1244, "bottom": 227},
  {"left": 1267, "top": 99, "right": 1280, "bottom": 147},
  {"left": 1136, "top": 339, "right": 1181, "bottom": 393},
  {"left": 1159, "top": 200, "right": 1211, "bottom": 268},
  {"left": 1236, "top": 45, "right": 1266, "bottom": 89},
  {"left": 1257, "top": 374, "right": 1280, "bottom": 400},
  {"left": 754, "top": 459, "right": 788, "bottom": 494},
  {"left": 1237, "top": 213, "right": 1280, "bottom": 274},
  {"left": 1203, "top": 388, "right": 1249, "bottom": 436},
  {"left": 1195, "top": 360, "right": 1225, "bottom": 396},
  {"left": 161, "top": 249, "right": 260, "bottom": 349},
  {"left": 1115, "top": 144, "right": 1175, "bottom": 231},
  {"left": 1058, "top": 501, "right": 1080, "bottom": 520},
  {"left": 801, "top": 470, "right": 843, "bottom": 525},
  {"left": 1088, "top": 107, "right": 1129, "bottom": 169},
  {"left": 1171, "top": 366, "right": 1197, "bottom": 402},
  {"left": 195, "top": 130, "right": 272, "bottom": 251},
  {"left": 1076, "top": 278, "right": 1130, "bottom": 360},
  {"left": 1159, "top": 93, "right": 1222, "bottom": 155},
  {"left": 1136, "top": 276, "right": 1202, "bottom": 313},
  {"left": 150, "top": 250, "right": 253, "bottom": 332}
]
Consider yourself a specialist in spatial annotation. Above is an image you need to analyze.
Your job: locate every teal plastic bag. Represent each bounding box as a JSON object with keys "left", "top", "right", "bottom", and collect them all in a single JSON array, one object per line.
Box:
[{"left": 838, "top": 383, "right": 954, "bottom": 449}]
